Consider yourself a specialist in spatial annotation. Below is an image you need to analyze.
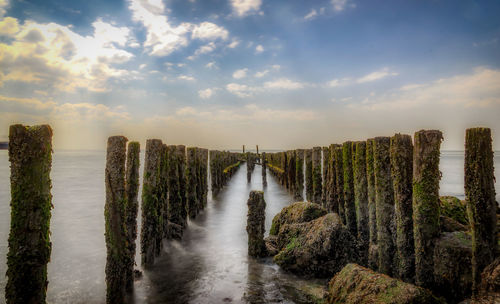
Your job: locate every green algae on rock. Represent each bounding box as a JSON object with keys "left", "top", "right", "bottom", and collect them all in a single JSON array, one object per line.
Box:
[
  {"left": 440, "top": 196, "right": 469, "bottom": 226},
  {"left": 6, "top": 124, "right": 53, "bottom": 304},
  {"left": 247, "top": 191, "right": 267, "bottom": 257},
  {"left": 269, "top": 201, "right": 327, "bottom": 236}
]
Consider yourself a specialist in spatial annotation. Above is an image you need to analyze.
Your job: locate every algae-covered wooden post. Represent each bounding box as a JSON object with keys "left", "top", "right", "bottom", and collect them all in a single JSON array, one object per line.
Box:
[
  {"left": 354, "top": 141, "right": 369, "bottom": 266},
  {"left": 295, "top": 149, "right": 304, "bottom": 200},
  {"left": 322, "top": 146, "right": 330, "bottom": 207},
  {"left": 287, "top": 150, "right": 296, "bottom": 195},
  {"left": 413, "top": 130, "right": 442, "bottom": 289},
  {"left": 374, "top": 136, "right": 395, "bottom": 276},
  {"left": 262, "top": 152, "right": 267, "bottom": 187},
  {"left": 6, "top": 124, "right": 53, "bottom": 304},
  {"left": 366, "top": 139, "right": 377, "bottom": 270},
  {"left": 312, "top": 147, "right": 322, "bottom": 205},
  {"left": 465, "top": 127, "right": 497, "bottom": 294},
  {"left": 186, "top": 147, "right": 199, "bottom": 218},
  {"left": 167, "top": 145, "right": 183, "bottom": 238},
  {"left": 305, "top": 149, "right": 313, "bottom": 201},
  {"left": 326, "top": 144, "right": 338, "bottom": 213},
  {"left": 246, "top": 152, "right": 252, "bottom": 183},
  {"left": 141, "top": 139, "right": 163, "bottom": 267},
  {"left": 334, "top": 146, "right": 346, "bottom": 224},
  {"left": 104, "top": 136, "right": 128, "bottom": 303},
  {"left": 246, "top": 191, "right": 267, "bottom": 257},
  {"left": 390, "top": 134, "right": 414, "bottom": 283},
  {"left": 177, "top": 145, "right": 187, "bottom": 224},
  {"left": 343, "top": 141, "right": 357, "bottom": 237},
  {"left": 125, "top": 141, "right": 140, "bottom": 292}
]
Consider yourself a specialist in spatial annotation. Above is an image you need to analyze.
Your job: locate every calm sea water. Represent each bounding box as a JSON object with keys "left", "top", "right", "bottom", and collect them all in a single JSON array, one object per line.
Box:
[{"left": 0, "top": 150, "right": 499, "bottom": 303}]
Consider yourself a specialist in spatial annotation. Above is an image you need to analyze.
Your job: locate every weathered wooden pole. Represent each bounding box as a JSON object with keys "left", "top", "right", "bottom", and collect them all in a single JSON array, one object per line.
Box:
[
  {"left": 326, "top": 144, "right": 338, "bottom": 213},
  {"left": 6, "top": 124, "right": 53, "bottom": 304},
  {"left": 104, "top": 136, "right": 128, "bottom": 303},
  {"left": 177, "top": 145, "right": 187, "bottom": 224},
  {"left": 322, "top": 146, "right": 330, "bottom": 207},
  {"left": 287, "top": 150, "right": 296, "bottom": 195},
  {"left": 366, "top": 138, "right": 377, "bottom": 270},
  {"left": 166, "top": 145, "right": 183, "bottom": 238},
  {"left": 141, "top": 139, "right": 163, "bottom": 267},
  {"left": 312, "top": 147, "right": 322, "bottom": 205},
  {"left": 334, "top": 146, "right": 346, "bottom": 224},
  {"left": 413, "top": 130, "right": 442, "bottom": 289},
  {"left": 305, "top": 149, "right": 313, "bottom": 201},
  {"left": 374, "top": 136, "right": 395, "bottom": 276},
  {"left": 354, "top": 141, "right": 369, "bottom": 266},
  {"left": 200, "top": 148, "right": 208, "bottom": 209},
  {"left": 390, "top": 134, "right": 414, "bottom": 283},
  {"left": 246, "top": 191, "right": 266, "bottom": 257},
  {"left": 295, "top": 149, "right": 304, "bottom": 200},
  {"left": 343, "top": 141, "right": 357, "bottom": 237},
  {"left": 262, "top": 152, "right": 267, "bottom": 187},
  {"left": 159, "top": 144, "right": 169, "bottom": 241},
  {"left": 243, "top": 145, "right": 245, "bottom": 153},
  {"left": 125, "top": 141, "right": 140, "bottom": 292},
  {"left": 465, "top": 127, "right": 497, "bottom": 294},
  {"left": 247, "top": 152, "right": 252, "bottom": 183},
  {"left": 186, "top": 147, "right": 199, "bottom": 218}
]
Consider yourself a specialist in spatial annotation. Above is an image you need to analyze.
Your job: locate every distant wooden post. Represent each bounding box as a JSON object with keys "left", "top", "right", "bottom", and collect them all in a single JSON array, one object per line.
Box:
[
  {"left": 6, "top": 124, "right": 53, "bottom": 304},
  {"left": 354, "top": 141, "right": 369, "bottom": 266},
  {"left": 343, "top": 141, "right": 357, "bottom": 237},
  {"left": 186, "top": 147, "right": 199, "bottom": 218},
  {"left": 366, "top": 139, "right": 377, "bottom": 270},
  {"left": 125, "top": 141, "right": 140, "bottom": 292},
  {"left": 413, "top": 130, "right": 442, "bottom": 289},
  {"left": 334, "top": 146, "right": 345, "bottom": 224},
  {"left": 312, "top": 147, "right": 322, "bottom": 204},
  {"left": 247, "top": 191, "right": 267, "bottom": 257},
  {"left": 262, "top": 152, "right": 267, "bottom": 187},
  {"left": 295, "top": 149, "right": 305, "bottom": 201},
  {"left": 177, "top": 145, "right": 187, "bottom": 224},
  {"left": 465, "top": 127, "right": 497, "bottom": 294},
  {"left": 305, "top": 149, "right": 313, "bottom": 201}
]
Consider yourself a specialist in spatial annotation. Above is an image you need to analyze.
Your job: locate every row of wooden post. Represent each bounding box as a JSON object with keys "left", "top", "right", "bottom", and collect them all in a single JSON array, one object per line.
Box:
[{"left": 265, "top": 128, "right": 497, "bottom": 296}]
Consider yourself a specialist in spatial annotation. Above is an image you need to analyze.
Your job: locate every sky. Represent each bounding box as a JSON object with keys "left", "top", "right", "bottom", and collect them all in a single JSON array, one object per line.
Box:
[{"left": 0, "top": 0, "right": 499, "bottom": 150}]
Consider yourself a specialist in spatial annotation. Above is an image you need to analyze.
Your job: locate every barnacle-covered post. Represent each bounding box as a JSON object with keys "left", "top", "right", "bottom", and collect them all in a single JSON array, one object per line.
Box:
[
  {"left": 413, "top": 130, "right": 442, "bottom": 289},
  {"left": 465, "top": 127, "right": 497, "bottom": 294},
  {"left": 312, "top": 147, "right": 322, "bottom": 204},
  {"left": 247, "top": 152, "right": 252, "bottom": 183},
  {"left": 6, "top": 124, "right": 53, "bottom": 304},
  {"left": 354, "top": 141, "right": 369, "bottom": 266},
  {"left": 390, "top": 134, "right": 414, "bottom": 283},
  {"left": 334, "top": 146, "right": 345, "bottom": 224},
  {"left": 374, "top": 136, "right": 395, "bottom": 276},
  {"left": 343, "top": 141, "right": 357, "bottom": 237},
  {"left": 246, "top": 191, "right": 267, "bottom": 257},
  {"left": 261, "top": 152, "right": 267, "bottom": 187},
  {"left": 141, "top": 139, "right": 163, "bottom": 267},
  {"left": 186, "top": 147, "right": 199, "bottom": 218},
  {"left": 287, "top": 150, "right": 296, "bottom": 195},
  {"left": 295, "top": 149, "right": 305, "bottom": 200},
  {"left": 104, "top": 136, "right": 128, "bottom": 303},
  {"left": 305, "top": 149, "right": 313, "bottom": 201},
  {"left": 177, "top": 145, "right": 187, "bottom": 223},
  {"left": 125, "top": 141, "right": 140, "bottom": 292},
  {"left": 366, "top": 138, "right": 378, "bottom": 270},
  {"left": 322, "top": 146, "right": 330, "bottom": 207},
  {"left": 326, "top": 144, "right": 338, "bottom": 213},
  {"left": 167, "top": 145, "right": 184, "bottom": 238}
]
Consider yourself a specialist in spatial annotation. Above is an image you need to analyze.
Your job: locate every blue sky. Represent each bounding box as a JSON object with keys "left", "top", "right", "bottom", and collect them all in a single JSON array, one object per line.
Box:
[{"left": 0, "top": 0, "right": 499, "bottom": 149}]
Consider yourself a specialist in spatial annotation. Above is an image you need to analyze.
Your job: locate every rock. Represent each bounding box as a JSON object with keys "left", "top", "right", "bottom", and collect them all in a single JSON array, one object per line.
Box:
[
  {"left": 479, "top": 257, "right": 500, "bottom": 296},
  {"left": 433, "top": 231, "right": 473, "bottom": 303},
  {"left": 440, "top": 196, "right": 469, "bottom": 226},
  {"left": 269, "top": 202, "right": 327, "bottom": 236},
  {"left": 264, "top": 235, "right": 279, "bottom": 256},
  {"left": 327, "top": 264, "right": 445, "bottom": 304},
  {"left": 440, "top": 215, "right": 468, "bottom": 232},
  {"left": 273, "top": 213, "right": 357, "bottom": 277}
]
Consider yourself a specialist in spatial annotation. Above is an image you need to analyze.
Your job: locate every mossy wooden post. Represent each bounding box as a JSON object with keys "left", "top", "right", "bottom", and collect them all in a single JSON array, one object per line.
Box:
[
  {"left": 159, "top": 144, "right": 168, "bottom": 243},
  {"left": 354, "top": 141, "right": 369, "bottom": 266},
  {"left": 287, "top": 150, "right": 296, "bottom": 195},
  {"left": 246, "top": 152, "right": 252, "bottom": 183},
  {"left": 6, "top": 124, "right": 53, "bottom": 304},
  {"left": 465, "top": 127, "right": 497, "bottom": 294},
  {"left": 413, "top": 130, "right": 442, "bottom": 289},
  {"left": 167, "top": 145, "right": 183, "bottom": 237},
  {"left": 295, "top": 149, "right": 304, "bottom": 200},
  {"left": 200, "top": 148, "right": 208, "bottom": 209},
  {"left": 334, "top": 146, "right": 346, "bottom": 224},
  {"left": 305, "top": 149, "right": 313, "bottom": 201},
  {"left": 390, "top": 134, "right": 415, "bottom": 283},
  {"left": 322, "top": 146, "right": 330, "bottom": 207},
  {"left": 104, "top": 136, "right": 128, "bottom": 303},
  {"left": 312, "top": 147, "right": 322, "bottom": 204},
  {"left": 366, "top": 138, "right": 377, "bottom": 270},
  {"left": 125, "top": 141, "right": 140, "bottom": 292},
  {"left": 177, "top": 145, "right": 187, "bottom": 224},
  {"left": 261, "top": 152, "right": 267, "bottom": 187},
  {"left": 343, "top": 141, "right": 357, "bottom": 237},
  {"left": 141, "top": 139, "right": 163, "bottom": 267},
  {"left": 374, "top": 136, "right": 395, "bottom": 276},
  {"left": 246, "top": 191, "right": 266, "bottom": 257},
  {"left": 326, "top": 144, "right": 338, "bottom": 213},
  {"left": 186, "top": 147, "right": 198, "bottom": 218}
]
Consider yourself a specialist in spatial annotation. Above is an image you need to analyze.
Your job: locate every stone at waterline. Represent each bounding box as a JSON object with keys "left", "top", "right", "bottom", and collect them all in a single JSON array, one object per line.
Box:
[
  {"left": 269, "top": 201, "right": 327, "bottom": 236},
  {"left": 247, "top": 190, "right": 267, "bottom": 257},
  {"left": 440, "top": 196, "right": 469, "bottom": 226}
]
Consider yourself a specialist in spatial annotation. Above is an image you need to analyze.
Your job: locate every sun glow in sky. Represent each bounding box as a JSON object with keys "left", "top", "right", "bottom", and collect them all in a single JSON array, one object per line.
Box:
[{"left": 0, "top": 0, "right": 499, "bottom": 150}]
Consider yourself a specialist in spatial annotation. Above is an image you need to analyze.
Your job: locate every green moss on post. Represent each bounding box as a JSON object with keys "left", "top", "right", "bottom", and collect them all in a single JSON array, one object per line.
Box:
[
  {"left": 312, "top": 147, "right": 322, "bottom": 205},
  {"left": 295, "top": 149, "right": 304, "bottom": 200},
  {"left": 125, "top": 141, "right": 140, "bottom": 292},
  {"left": 166, "top": 145, "right": 183, "bottom": 237},
  {"left": 374, "top": 136, "right": 395, "bottom": 276},
  {"left": 186, "top": 147, "right": 199, "bottom": 218},
  {"left": 326, "top": 144, "right": 338, "bottom": 213},
  {"left": 247, "top": 191, "right": 267, "bottom": 257},
  {"left": 287, "top": 150, "right": 296, "bottom": 195},
  {"left": 465, "top": 127, "right": 497, "bottom": 294},
  {"left": 104, "top": 136, "right": 128, "bottom": 303},
  {"left": 141, "top": 139, "right": 163, "bottom": 267},
  {"left": 159, "top": 144, "right": 168, "bottom": 248},
  {"left": 262, "top": 152, "right": 267, "bottom": 187},
  {"left": 390, "top": 134, "right": 414, "bottom": 283},
  {"left": 343, "top": 141, "right": 357, "bottom": 237},
  {"left": 322, "top": 146, "right": 330, "bottom": 207},
  {"left": 413, "top": 130, "right": 442, "bottom": 289},
  {"left": 354, "top": 141, "right": 369, "bottom": 266},
  {"left": 366, "top": 139, "right": 377, "bottom": 270},
  {"left": 334, "top": 146, "right": 345, "bottom": 224},
  {"left": 305, "top": 149, "right": 313, "bottom": 202},
  {"left": 6, "top": 124, "right": 53, "bottom": 304},
  {"left": 177, "top": 145, "right": 187, "bottom": 224}
]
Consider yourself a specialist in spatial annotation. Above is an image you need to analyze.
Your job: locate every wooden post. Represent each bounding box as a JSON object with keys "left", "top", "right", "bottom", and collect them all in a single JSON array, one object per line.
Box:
[
  {"left": 186, "top": 147, "right": 198, "bottom": 218},
  {"left": 305, "top": 149, "right": 313, "bottom": 201},
  {"left": 366, "top": 138, "right": 377, "bottom": 270},
  {"left": 334, "top": 146, "right": 346, "bottom": 224},
  {"left": 246, "top": 191, "right": 266, "bottom": 257},
  {"left": 354, "top": 141, "right": 369, "bottom": 266},
  {"left": 6, "top": 124, "right": 53, "bottom": 304},
  {"left": 125, "top": 141, "right": 140, "bottom": 292},
  {"left": 262, "top": 152, "right": 267, "bottom": 187},
  {"left": 295, "top": 149, "right": 305, "bottom": 200},
  {"left": 312, "top": 147, "right": 322, "bottom": 205},
  {"left": 343, "top": 141, "right": 357, "bottom": 237}
]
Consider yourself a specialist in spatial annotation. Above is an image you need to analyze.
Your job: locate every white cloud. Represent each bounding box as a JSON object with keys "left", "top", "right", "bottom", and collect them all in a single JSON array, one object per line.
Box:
[
  {"left": 331, "top": 0, "right": 350, "bottom": 12},
  {"left": 254, "top": 70, "right": 268, "bottom": 78},
  {"left": 0, "top": 16, "right": 18, "bottom": 36},
  {"left": 178, "top": 75, "right": 195, "bottom": 81},
  {"left": 304, "top": 9, "right": 318, "bottom": 20},
  {"left": 326, "top": 77, "right": 350, "bottom": 87},
  {"left": 233, "top": 68, "right": 248, "bottom": 79},
  {"left": 194, "top": 42, "right": 216, "bottom": 55},
  {"left": 356, "top": 68, "right": 398, "bottom": 83},
  {"left": 226, "top": 83, "right": 254, "bottom": 97},
  {"left": 264, "top": 78, "right": 304, "bottom": 90},
  {"left": 0, "top": 0, "right": 8, "bottom": 18},
  {"left": 255, "top": 44, "right": 264, "bottom": 53},
  {"left": 198, "top": 88, "right": 216, "bottom": 99},
  {"left": 230, "top": 0, "right": 262, "bottom": 17},
  {"left": 226, "top": 77, "right": 306, "bottom": 97},
  {"left": 205, "top": 61, "right": 217, "bottom": 69},
  {"left": 191, "top": 22, "right": 228, "bottom": 40},
  {"left": 227, "top": 38, "right": 240, "bottom": 48}
]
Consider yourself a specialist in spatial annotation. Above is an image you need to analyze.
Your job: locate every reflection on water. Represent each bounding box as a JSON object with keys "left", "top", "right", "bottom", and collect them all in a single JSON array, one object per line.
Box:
[{"left": 0, "top": 150, "right": 499, "bottom": 303}]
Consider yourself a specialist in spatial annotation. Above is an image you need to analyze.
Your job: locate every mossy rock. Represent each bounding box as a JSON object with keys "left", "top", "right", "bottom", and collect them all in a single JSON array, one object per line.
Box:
[
  {"left": 270, "top": 202, "right": 327, "bottom": 236},
  {"left": 274, "top": 213, "right": 357, "bottom": 277},
  {"left": 440, "top": 215, "right": 468, "bottom": 232},
  {"left": 440, "top": 196, "right": 469, "bottom": 226},
  {"left": 327, "top": 264, "right": 445, "bottom": 304},
  {"left": 479, "top": 257, "right": 500, "bottom": 297}
]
